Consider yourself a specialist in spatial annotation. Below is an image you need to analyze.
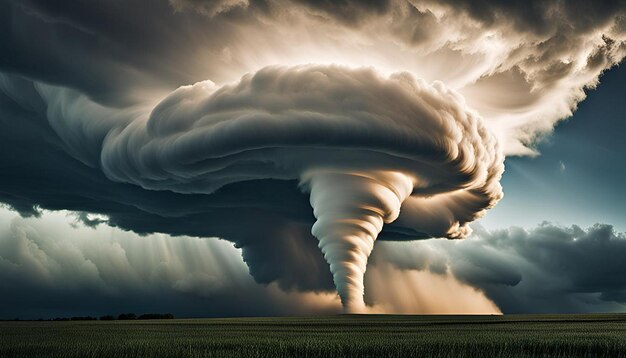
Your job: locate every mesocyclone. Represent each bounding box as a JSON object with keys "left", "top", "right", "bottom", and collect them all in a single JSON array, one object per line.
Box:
[{"left": 77, "top": 65, "right": 503, "bottom": 310}]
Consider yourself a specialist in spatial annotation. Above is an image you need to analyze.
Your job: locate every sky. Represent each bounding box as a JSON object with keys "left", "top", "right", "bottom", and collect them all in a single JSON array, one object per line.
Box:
[
  {"left": 0, "top": 0, "right": 626, "bottom": 318},
  {"left": 481, "top": 64, "right": 626, "bottom": 232}
]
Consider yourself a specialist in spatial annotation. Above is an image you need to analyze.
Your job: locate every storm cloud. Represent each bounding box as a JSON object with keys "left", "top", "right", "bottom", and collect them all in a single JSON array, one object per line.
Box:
[
  {"left": 0, "top": 208, "right": 341, "bottom": 318},
  {"left": 2, "top": 0, "right": 625, "bottom": 154},
  {"left": 1, "top": 65, "right": 504, "bottom": 311},
  {"left": 2, "top": 207, "right": 624, "bottom": 317},
  {"left": 376, "top": 223, "right": 626, "bottom": 313},
  {"left": 0, "top": 0, "right": 625, "bottom": 312},
  {"left": 0, "top": 207, "right": 499, "bottom": 318}
]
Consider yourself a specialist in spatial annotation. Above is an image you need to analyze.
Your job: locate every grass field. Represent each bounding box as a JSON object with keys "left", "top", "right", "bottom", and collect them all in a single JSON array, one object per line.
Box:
[{"left": 2, "top": 314, "right": 626, "bottom": 357}]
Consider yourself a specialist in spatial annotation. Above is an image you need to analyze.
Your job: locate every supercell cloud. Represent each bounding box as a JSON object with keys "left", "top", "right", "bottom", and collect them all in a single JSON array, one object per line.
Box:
[
  {"left": 0, "top": 0, "right": 625, "bottom": 312},
  {"left": 7, "top": 66, "right": 504, "bottom": 311}
]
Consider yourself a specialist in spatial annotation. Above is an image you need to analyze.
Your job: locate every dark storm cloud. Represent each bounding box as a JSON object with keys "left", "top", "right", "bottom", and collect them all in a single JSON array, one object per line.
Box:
[
  {"left": 0, "top": 211, "right": 340, "bottom": 319},
  {"left": 430, "top": 0, "right": 626, "bottom": 36},
  {"left": 4, "top": 210, "right": 624, "bottom": 317},
  {"left": 289, "top": 0, "right": 391, "bottom": 24},
  {"left": 2, "top": 0, "right": 625, "bottom": 144},
  {"left": 1, "top": 0, "right": 626, "bottom": 312},
  {"left": 0, "top": 0, "right": 251, "bottom": 104},
  {"left": 170, "top": 0, "right": 393, "bottom": 23},
  {"left": 377, "top": 223, "right": 626, "bottom": 313},
  {"left": 0, "top": 65, "right": 503, "bottom": 310},
  {"left": 0, "top": 72, "right": 332, "bottom": 291}
]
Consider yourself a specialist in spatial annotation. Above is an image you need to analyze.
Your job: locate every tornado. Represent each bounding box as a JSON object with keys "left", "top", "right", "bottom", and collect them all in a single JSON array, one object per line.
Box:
[
  {"left": 301, "top": 170, "right": 414, "bottom": 312},
  {"left": 8, "top": 65, "right": 504, "bottom": 312}
]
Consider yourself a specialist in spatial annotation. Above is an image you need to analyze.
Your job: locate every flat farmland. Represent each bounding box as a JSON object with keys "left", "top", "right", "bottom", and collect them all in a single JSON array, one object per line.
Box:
[{"left": 2, "top": 314, "right": 626, "bottom": 357}]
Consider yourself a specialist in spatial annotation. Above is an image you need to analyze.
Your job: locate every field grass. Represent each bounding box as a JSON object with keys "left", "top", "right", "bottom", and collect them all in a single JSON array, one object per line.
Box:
[{"left": 2, "top": 314, "right": 626, "bottom": 357}]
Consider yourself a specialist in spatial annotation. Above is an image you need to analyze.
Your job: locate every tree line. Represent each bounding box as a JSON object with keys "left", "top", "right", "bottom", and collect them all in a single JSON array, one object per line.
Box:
[{"left": 5, "top": 313, "right": 174, "bottom": 321}]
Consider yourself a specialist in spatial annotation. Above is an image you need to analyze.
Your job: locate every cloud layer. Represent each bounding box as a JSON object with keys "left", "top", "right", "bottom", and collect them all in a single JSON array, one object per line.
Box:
[
  {"left": 3, "top": 0, "right": 625, "bottom": 153},
  {"left": 2, "top": 208, "right": 625, "bottom": 317},
  {"left": 0, "top": 208, "right": 499, "bottom": 318},
  {"left": 376, "top": 223, "right": 626, "bottom": 313}
]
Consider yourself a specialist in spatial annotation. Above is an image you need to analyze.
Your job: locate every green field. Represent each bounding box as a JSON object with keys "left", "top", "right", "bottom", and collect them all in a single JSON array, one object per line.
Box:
[{"left": 2, "top": 314, "right": 626, "bottom": 357}]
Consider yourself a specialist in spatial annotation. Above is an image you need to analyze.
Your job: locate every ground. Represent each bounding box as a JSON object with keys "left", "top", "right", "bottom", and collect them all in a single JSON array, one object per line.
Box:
[{"left": 2, "top": 314, "right": 626, "bottom": 357}]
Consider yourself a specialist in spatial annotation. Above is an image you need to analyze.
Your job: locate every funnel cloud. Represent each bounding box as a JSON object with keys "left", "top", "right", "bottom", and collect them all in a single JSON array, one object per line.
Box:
[{"left": 304, "top": 170, "right": 415, "bottom": 311}]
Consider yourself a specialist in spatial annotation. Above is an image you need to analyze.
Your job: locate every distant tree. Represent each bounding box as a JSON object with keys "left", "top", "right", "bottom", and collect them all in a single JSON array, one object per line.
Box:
[
  {"left": 118, "top": 313, "right": 137, "bottom": 320},
  {"left": 137, "top": 313, "right": 174, "bottom": 320},
  {"left": 99, "top": 315, "right": 115, "bottom": 321},
  {"left": 71, "top": 316, "right": 97, "bottom": 321},
  {"left": 53, "top": 317, "right": 70, "bottom": 321}
]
